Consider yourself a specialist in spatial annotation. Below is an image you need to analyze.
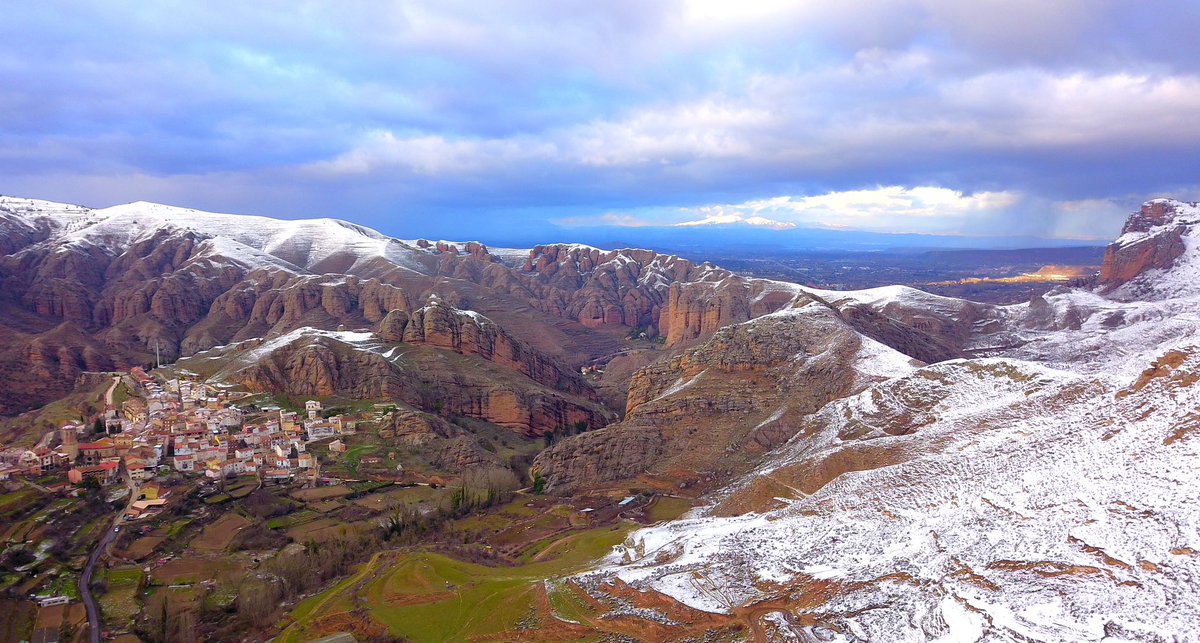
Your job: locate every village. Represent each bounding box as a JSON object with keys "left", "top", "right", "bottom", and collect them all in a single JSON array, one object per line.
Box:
[
  {"left": 0, "top": 366, "right": 694, "bottom": 643},
  {"left": 0, "top": 367, "right": 374, "bottom": 520}
]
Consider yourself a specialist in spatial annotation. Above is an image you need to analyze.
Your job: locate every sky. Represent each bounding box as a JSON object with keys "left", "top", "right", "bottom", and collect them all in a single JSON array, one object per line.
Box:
[{"left": 2, "top": 1, "right": 1199, "bottom": 247}]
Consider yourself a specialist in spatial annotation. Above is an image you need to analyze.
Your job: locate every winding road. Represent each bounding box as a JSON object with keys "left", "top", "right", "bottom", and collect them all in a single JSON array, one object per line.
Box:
[
  {"left": 80, "top": 458, "right": 137, "bottom": 642},
  {"left": 79, "top": 523, "right": 117, "bottom": 643}
]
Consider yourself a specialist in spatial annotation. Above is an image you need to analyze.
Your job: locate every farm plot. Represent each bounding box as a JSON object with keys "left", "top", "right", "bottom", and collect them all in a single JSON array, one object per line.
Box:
[
  {"left": 279, "top": 521, "right": 638, "bottom": 642},
  {"left": 291, "top": 485, "right": 353, "bottom": 502},
  {"left": 350, "top": 485, "right": 444, "bottom": 512},
  {"left": 285, "top": 518, "right": 367, "bottom": 543},
  {"left": 149, "top": 557, "right": 229, "bottom": 586},
  {"left": 122, "top": 534, "right": 166, "bottom": 560},
  {"left": 190, "top": 513, "right": 252, "bottom": 552},
  {"left": 98, "top": 566, "right": 143, "bottom": 623}
]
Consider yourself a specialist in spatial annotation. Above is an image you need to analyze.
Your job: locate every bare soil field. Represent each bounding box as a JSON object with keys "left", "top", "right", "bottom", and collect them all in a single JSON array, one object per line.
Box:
[
  {"left": 290, "top": 485, "right": 352, "bottom": 502},
  {"left": 190, "top": 513, "right": 251, "bottom": 552}
]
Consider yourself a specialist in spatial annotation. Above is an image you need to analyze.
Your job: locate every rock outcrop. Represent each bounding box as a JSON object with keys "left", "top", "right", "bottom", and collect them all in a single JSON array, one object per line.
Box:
[
  {"left": 1099, "top": 199, "right": 1196, "bottom": 295},
  {"left": 0, "top": 196, "right": 975, "bottom": 414},
  {"left": 383, "top": 299, "right": 590, "bottom": 395},
  {"left": 227, "top": 331, "right": 612, "bottom": 437},
  {"left": 533, "top": 300, "right": 919, "bottom": 493}
]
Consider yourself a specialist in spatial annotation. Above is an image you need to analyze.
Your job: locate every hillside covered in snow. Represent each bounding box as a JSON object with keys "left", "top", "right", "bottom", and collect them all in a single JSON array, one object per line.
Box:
[{"left": 570, "top": 200, "right": 1200, "bottom": 641}]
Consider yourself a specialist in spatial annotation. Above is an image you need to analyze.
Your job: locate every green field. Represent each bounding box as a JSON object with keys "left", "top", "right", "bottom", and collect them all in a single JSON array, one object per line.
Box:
[
  {"left": 0, "top": 489, "right": 38, "bottom": 517},
  {"left": 278, "top": 522, "right": 635, "bottom": 642},
  {"left": 646, "top": 495, "right": 696, "bottom": 523},
  {"left": 97, "top": 566, "right": 144, "bottom": 623}
]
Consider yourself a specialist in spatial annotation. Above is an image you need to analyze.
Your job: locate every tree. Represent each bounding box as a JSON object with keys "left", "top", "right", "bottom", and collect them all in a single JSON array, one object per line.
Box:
[
  {"left": 93, "top": 417, "right": 105, "bottom": 434},
  {"left": 532, "top": 472, "right": 546, "bottom": 494},
  {"left": 288, "top": 445, "right": 299, "bottom": 459}
]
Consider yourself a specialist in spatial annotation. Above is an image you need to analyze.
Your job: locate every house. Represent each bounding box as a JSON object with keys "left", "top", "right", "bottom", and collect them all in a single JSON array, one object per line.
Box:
[
  {"left": 68, "top": 461, "right": 119, "bottom": 486},
  {"left": 263, "top": 468, "right": 292, "bottom": 482},
  {"left": 305, "top": 421, "right": 337, "bottom": 441},
  {"left": 279, "top": 411, "right": 300, "bottom": 432},
  {"left": 328, "top": 439, "right": 346, "bottom": 454},
  {"left": 139, "top": 482, "right": 163, "bottom": 500},
  {"left": 127, "top": 498, "right": 167, "bottom": 519},
  {"left": 305, "top": 400, "right": 322, "bottom": 419},
  {"left": 172, "top": 454, "right": 195, "bottom": 472},
  {"left": 19, "top": 448, "right": 57, "bottom": 475},
  {"left": 122, "top": 398, "right": 148, "bottom": 424},
  {"left": 297, "top": 453, "right": 314, "bottom": 469},
  {"left": 124, "top": 455, "right": 151, "bottom": 482}
]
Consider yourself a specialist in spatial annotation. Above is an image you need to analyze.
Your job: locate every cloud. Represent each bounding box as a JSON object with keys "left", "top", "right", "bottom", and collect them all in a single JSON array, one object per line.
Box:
[
  {"left": 674, "top": 210, "right": 797, "bottom": 230},
  {"left": 552, "top": 186, "right": 1132, "bottom": 240},
  {"left": 0, "top": 1, "right": 1197, "bottom": 242}
]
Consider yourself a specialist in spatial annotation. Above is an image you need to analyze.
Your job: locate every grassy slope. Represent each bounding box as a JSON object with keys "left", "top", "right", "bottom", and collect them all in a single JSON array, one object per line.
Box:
[{"left": 278, "top": 521, "right": 635, "bottom": 643}]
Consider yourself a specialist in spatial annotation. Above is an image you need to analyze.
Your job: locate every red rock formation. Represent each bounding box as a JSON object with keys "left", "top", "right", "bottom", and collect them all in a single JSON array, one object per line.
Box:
[
  {"left": 534, "top": 300, "right": 912, "bottom": 493},
  {"left": 230, "top": 333, "right": 610, "bottom": 437},
  {"left": 1099, "top": 200, "right": 1193, "bottom": 290}
]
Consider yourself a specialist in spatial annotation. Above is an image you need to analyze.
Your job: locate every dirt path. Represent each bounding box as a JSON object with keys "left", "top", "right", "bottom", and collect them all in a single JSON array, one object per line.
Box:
[{"left": 103, "top": 375, "right": 120, "bottom": 408}]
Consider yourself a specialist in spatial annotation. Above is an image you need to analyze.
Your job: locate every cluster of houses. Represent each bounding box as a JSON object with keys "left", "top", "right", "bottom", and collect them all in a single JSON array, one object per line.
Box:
[{"left": 0, "top": 368, "right": 360, "bottom": 492}]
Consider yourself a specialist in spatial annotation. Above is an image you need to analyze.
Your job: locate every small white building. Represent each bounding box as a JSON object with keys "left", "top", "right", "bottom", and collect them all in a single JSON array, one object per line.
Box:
[{"left": 305, "top": 400, "right": 322, "bottom": 420}]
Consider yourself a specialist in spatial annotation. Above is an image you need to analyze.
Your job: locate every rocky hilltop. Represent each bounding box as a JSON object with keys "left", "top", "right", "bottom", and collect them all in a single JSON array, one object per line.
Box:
[
  {"left": 533, "top": 297, "right": 918, "bottom": 493},
  {"left": 4, "top": 194, "right": 1200, "bottom": 639},
  {"left": 1099, "top": 198, "right": 1199, "bottom": 299}
]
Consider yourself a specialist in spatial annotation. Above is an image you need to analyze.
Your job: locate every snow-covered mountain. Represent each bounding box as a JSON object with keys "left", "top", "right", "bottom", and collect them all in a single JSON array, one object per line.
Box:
[
  {"left": 4, "top": 193, "right": 1200, "bottom": 639},
  {"left": 0, "top": 196, "right": 449, "bottom": 276},
  {"left": 565, "top": 200, "right": 1200, "bottom": 641}
]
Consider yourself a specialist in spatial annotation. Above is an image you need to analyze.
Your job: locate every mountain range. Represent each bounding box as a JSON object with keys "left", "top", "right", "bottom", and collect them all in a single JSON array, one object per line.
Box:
[{"left": 2, "top": 194, "right": 1198, "bottom": 640}]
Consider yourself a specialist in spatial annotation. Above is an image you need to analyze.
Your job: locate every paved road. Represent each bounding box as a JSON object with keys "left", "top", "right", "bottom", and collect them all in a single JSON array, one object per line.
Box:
[
  {"left": 80, "top": 468, "right": 137, "bottom": 643},
  {"left": 79, "top": 524, "right": 117, "bottom": 643}
]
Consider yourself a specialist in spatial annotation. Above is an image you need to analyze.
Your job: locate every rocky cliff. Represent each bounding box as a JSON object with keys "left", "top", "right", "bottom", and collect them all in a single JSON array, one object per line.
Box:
[
  {"left": 0, "top": 196, "right": 983, "bottom": 414},
  {"left": 222, "top": 329, "right": 612, "bottom": 437},
  {"left": 1098, "top": 198, "right": 1198, "bottom": 299},
  {"left": 557, "top": 200, "right": 1200, "bottom": 642},
  {"left": 378, "top": 298, "right": 589, "bottom": 396},
  {"left": 533, "top": 298, "right": 918, "bottom": 493}
]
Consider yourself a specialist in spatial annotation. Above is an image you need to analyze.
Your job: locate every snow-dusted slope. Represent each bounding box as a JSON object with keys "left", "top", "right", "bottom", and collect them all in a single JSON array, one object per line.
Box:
[
  {"left": 571, "top": 200, "right": 1200, "bottom": 641},
  {"left": 588, "top": 351, "right": 1200, "bottom": 640},
  {"left": 36, "top": 200, "right": 438, "bottom": 275}
]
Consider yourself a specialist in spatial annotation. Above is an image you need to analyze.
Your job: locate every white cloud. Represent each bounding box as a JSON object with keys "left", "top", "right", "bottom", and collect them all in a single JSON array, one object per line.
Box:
[
  {"left": 674, "top": 210, "right": 797, "bottom": 230},
  {"left": 551, "top": 186, "right": 1134, "bottom": 239}
]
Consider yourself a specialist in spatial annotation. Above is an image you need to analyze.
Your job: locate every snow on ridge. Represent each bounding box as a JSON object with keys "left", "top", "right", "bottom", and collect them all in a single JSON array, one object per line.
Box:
[
  {"left": 1109, "top": 224, "right": 1200, "bottom": 303},
  {"left": 592, "top": 348, "right": 1200, "bottom": 638},
  {"left": 2, "top": 198, "right": 435, "bottom": 276},
  {"left": 1113, "top": 199, "right": 1200, "bottom": 248}
]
